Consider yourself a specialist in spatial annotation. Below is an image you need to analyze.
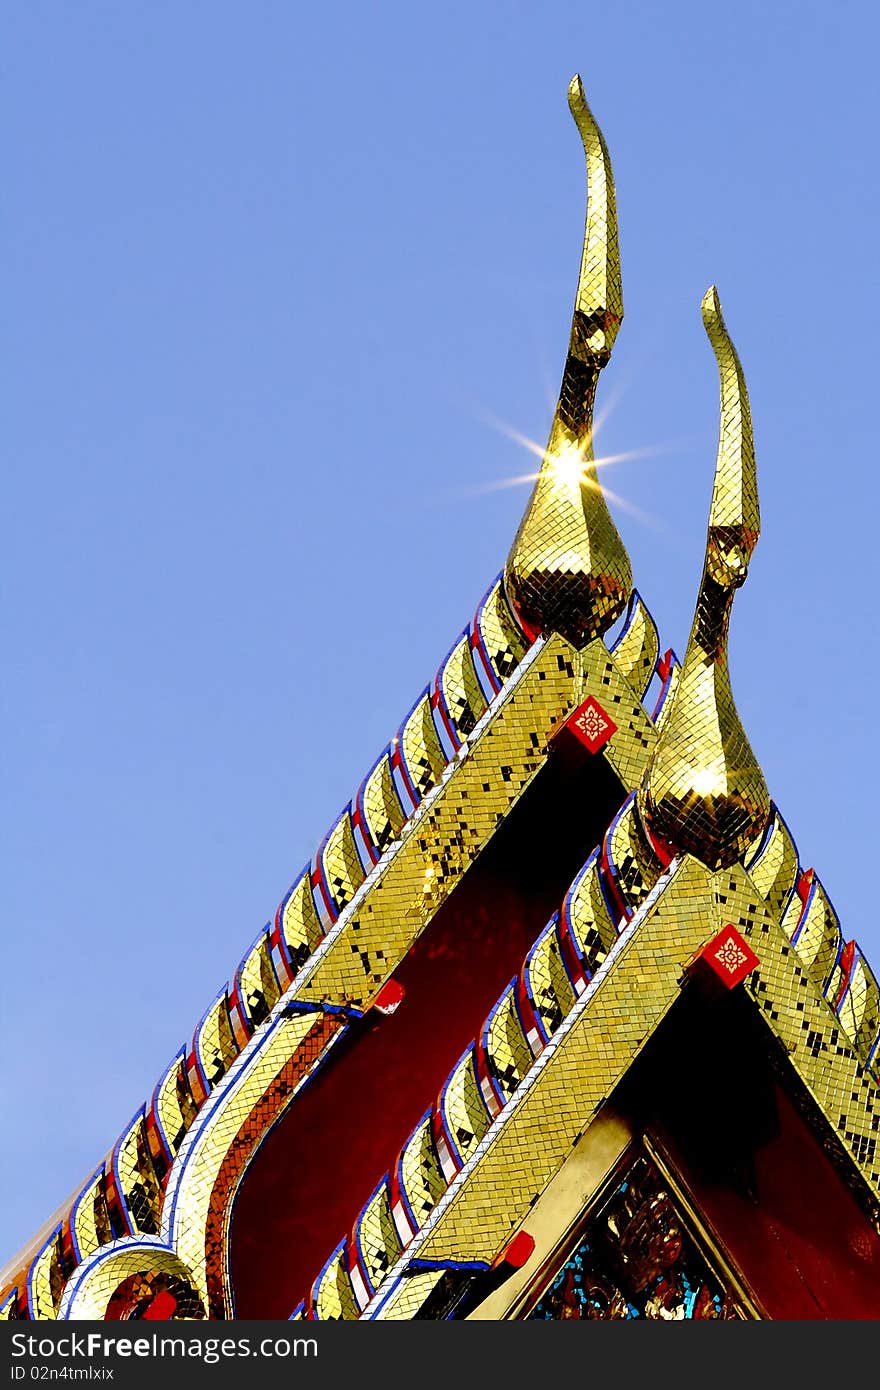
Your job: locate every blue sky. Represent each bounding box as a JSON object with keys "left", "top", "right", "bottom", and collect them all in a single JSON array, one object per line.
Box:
[{"left": 4, "top": 1, "right": 879, "bottom": 1261}]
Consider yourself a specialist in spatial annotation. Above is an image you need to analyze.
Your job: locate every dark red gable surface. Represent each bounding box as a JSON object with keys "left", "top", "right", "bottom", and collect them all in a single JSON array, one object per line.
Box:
[
  {"left": 658, "top": 1080, "right": 880, "bottom": 1319},
  {"left": 626, "top": 981, "right": 880, "bottom": 1320},
  {"left": 229, "top": 743, "right": 626, "bottom": 1317},
  {"left": 228, "top": 739, "right": 880, "bottom": 1320}
]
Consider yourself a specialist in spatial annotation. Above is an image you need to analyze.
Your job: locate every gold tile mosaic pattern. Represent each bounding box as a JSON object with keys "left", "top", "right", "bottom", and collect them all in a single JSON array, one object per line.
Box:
[
  {"left": 297, "top": 762, "right": 878, "bottom": 1321},
  {"left": 70, "top": 1171, "right": 106, "bottom": 1267},
  {"left": 399, "top": 1116, "right": 447, "bottom": 1231},
  {"left": 363, "top": 855, "right": 880, "bottom": 1318},
  {"left": 483, "top": 986, "right": 535, "bottom": 1105},
  {"left": 313, "top": 1246, "right": 359, "bottom": 1322},
  {"left": 782, "top": 871, "right": 842, "bottom": 994},
  {"left": 1, "top": 75, "right": 671, "bottom": 1318},
  {"left": 836, "top": 947, "right": 880, "bottom": 1065},
  {"left": 115, "top": 1109, "right": 162, "bottom": 1238},
  {"left": 744, "top": 811, "right": 799, "bottom": 921},
  {"left": 505, "top": 79, "right": 632, "bottom": 647},
  {"left": 526, "top": 918, "right": 578, "bottom": 1040},
  {"left": 5, "top": 73, "right": 878, "bottom": 1329},
  {"left": 729, "top": 866, "right": 880, "bottom": 1196},
  {"left": 438, "top": 634, "right": 488, "bottom": 744},
  {"left": 7, "top": 596, "right": 670, "bottom": 1318},
  {"left": 319, "top": 812, "right": 364, "bottom": 915},
  {"left": 295, "top": 637, "right": 580, "bottom": 1008},
  {"left": 474, "top": 583, "right": 530, "bottom": 689},
  {"left": 233, "top": 931, "right": 280, "bottom": 1033},
  {"left": 0, "top": 576, "right": 566, "bottom": 1316},
  {"left": 359, "top": 751, "right": 407, "bottom": 858},
  {"left": 356, "top": 1183, "right": 402, "bottom": 1294},
  {"left": 441, "top": 1049, "right": 492, "bottom": 1166},
  {"left": 400, "top": 694, "right": 448, "bottom": 802},
  {"left": 579, "top": 639, "right": 657, "bottom": 791},
  {"left": 603, "top": 793, "right": 669, "bottom": 922},
  {"left": 374, "top": 858, "right": 718, "bottom": 1300},
  {"left": 607, "top": 594, "right": 659, "bottom": 702},
  {"left": 59, "top": 1247, "right": 207, "bottom": 1323},
  {"left": 640, "top": 289, "right": 770, "bottom": 870},
  {"left": 562, "top": 852, "right": 618, "bottom": 971}
]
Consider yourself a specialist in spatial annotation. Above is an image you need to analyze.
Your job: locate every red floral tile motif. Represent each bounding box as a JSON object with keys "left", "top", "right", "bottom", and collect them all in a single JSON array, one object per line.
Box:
[
  {"left": 563, "top": 695, "right": 617, "bottom": 754},
  {"left": 700, "top": 925, "right": 759, "bottom": 989}
]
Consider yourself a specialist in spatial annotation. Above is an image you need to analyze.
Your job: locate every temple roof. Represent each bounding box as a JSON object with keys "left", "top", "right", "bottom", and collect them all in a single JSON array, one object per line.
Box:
[{"left": 2, "top": 77, "right": 878, "bottom": 1323}]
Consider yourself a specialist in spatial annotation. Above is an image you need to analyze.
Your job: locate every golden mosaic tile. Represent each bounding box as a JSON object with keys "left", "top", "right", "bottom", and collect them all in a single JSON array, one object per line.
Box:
[
  {"left": 399, "top": 1115, "right": 447, "bottom": 1229},
  {"left": 313, "top": 1246, "right": 359, "bottom": 1322},
  {"left": 609, "top": 594, "right": 659, "bottom": 700},
  {"left": 294, "top": 637, "right": 580, "bottom": 1008},
  {"left": 439, "top": 633, "right": 488, "bottom": 742},
  {"left": 731, "top": 863, "right": 880, "bottom": 1197},
  {"left": 371, "top": 1269, "right": 448, "bottom": 1322},
  {"left": 484, "top": 985, "right": 533, "bottom": 1104},
  {"left": 744, "top": 809, "right": 799, "bottom": 920},
  {"left": 441, "top": 1049, "right": 491, "bottom": 1166},
  {"left": 388, "top": 857, "right": 717, "bottom": 1275},
  {"left": 579, "top": 639, "right": 657, "bottom": 790},
  {"left": 639, "top": 291, "right": 770, "bottom": 871},
  {"left": 504, "top": 81, "right": 632, "bottom": 648}
]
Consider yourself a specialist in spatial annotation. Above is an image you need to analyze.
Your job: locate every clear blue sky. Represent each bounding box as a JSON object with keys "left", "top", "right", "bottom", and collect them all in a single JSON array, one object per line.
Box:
[{"left": 4, "top": 1, "right": 879, "bottom": 1261}]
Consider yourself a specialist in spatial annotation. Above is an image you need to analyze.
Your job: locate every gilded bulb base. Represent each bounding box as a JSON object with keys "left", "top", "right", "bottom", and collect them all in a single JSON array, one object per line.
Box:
[
  {"left": 638, "top": 783, "right": 771, "bottom": 873},
  {"left": 504, "top": 565, "right": 630, "bottom": 650}
]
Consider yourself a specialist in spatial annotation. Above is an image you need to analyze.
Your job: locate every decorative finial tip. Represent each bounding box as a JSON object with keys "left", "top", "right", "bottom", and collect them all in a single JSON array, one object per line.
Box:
[
  {"left": 637, "top": 284, "right": 769, "bottom": 870},
  {"left": 701, "top": 284, "right": 722, "bottom": 326},
  {"left": 701, "top": 285, "right": 760, "bottom": 548},
  {"left": 503, "top": 75, "right": 631, "bottom": 647},
  {"left": 567, "top": 75, "right": 601, "bottom": 140}
]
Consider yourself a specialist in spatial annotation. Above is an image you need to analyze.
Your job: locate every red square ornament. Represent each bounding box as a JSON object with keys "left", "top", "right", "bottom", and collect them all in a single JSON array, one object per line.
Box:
[
  {"left": 563, "top": 695, "right": 617, "bottom": 754},
  {"left": 700, "top": 924, "right": 760, "bottom": 989}
]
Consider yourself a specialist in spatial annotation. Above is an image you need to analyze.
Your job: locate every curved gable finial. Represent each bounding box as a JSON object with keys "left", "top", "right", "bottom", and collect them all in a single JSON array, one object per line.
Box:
[
  {"left": 638, "top": 288, "right": 769, "bottom": 870},
  {"left": 504, "top": 77, "right": 632, "bottom": 648}
]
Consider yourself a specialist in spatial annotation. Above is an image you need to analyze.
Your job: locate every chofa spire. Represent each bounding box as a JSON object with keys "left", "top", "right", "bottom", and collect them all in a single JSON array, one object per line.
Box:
[
  {"left": 638, "top": 287, "right": 770, "bottom": 870},
  {"left": 504, "top": 76, "right": 632, "bottom": 648}
]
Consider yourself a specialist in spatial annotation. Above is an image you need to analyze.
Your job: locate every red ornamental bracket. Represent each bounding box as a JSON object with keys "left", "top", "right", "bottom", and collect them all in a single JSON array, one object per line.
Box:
[
  {"left": 560, "top": 695, "right": 617, "bottom": 754},
  {"left": 698, "top": 925, "right": 760, "bottom": 990},
  {"left": 372, "top": 980, "right": 406, "bottom": 1016},
  {"left": 493, "top": 1231, "right": 536, "bottom": 1271}
]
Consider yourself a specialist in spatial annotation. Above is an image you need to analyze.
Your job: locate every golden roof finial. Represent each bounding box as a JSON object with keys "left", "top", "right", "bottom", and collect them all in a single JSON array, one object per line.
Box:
[
  {"left": 504, "top": 77, "right": 632, "bottom": 648},
  {"left": 638, "top": 287, "right": 770, "bottom": 870}
]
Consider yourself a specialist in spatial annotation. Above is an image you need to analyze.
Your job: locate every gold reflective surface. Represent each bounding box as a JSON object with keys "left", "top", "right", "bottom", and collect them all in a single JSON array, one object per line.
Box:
[
  {"left": 504, "top": 77, "right": 632, "bottom": 647},
  {"left": 5, "top": 76, "right": 879, "bottom": 1326},
  {"left": 745, "top": 809, "right": 799, "bottom": 920},
  {"left": 609, "top": 593, "right": 660, "bottom": 700},
  {"left": 639, "top": 288, "right": 770, "bottom": 869},
  {"left": 369, "top": 855, "right": 880, "bottom": 1318}
]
